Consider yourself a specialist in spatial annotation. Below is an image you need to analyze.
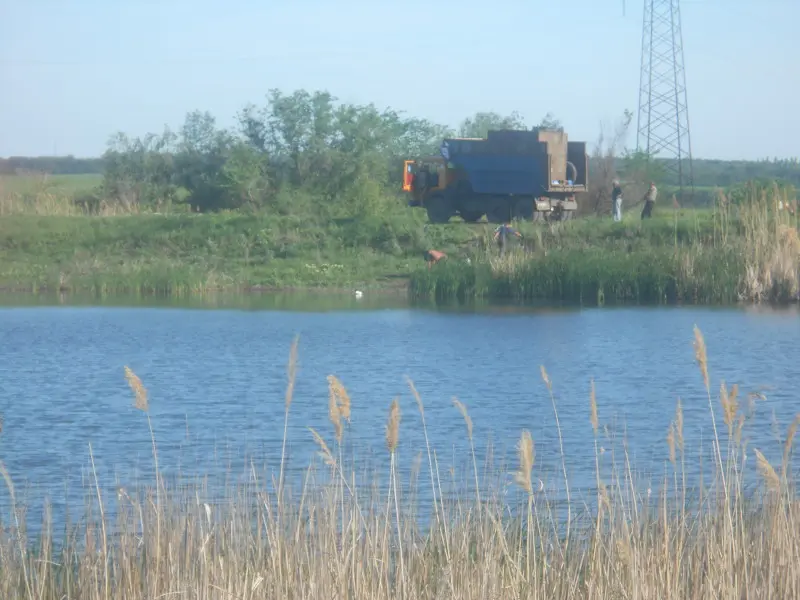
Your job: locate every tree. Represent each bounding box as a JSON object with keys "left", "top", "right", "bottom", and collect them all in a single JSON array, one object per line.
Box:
[
  {"left": 458, "top": 111, "right": 527, "bottom": 138},
  {"left": 583, "top": 109, "right": 633, "bottom": 216},
  {"left": 101, "top": 128, "right": 178, "bottom": 210},
  {"left": 88, "top": 88, "right": 800, "bottom": 216},
  {"left": 537, "top": 112, "right": 563, "bottom": 130}
]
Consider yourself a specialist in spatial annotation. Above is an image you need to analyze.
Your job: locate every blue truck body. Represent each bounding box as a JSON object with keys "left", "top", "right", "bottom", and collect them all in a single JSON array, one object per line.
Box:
[
  {"left": 406, "top": 128, "right": 588, "bottom": 223},
  {"left": 447, "top": 154, "right": 543, "bottom": 196}
]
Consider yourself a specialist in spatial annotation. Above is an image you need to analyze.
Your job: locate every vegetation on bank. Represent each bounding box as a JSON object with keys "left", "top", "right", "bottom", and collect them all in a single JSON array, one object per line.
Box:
[
  {"left": 1, "top": 87, "right": 799, "bottom": 219},
  {"left": 0, "top": 328, "right": 798, "bottom": 598},
  {"left": 412, "top": 184, "right": 800, "bottom": 305},
  {"left": 0, "top": 87, "right": 798, "bottom": 298},
  {"left": 0, "top": 182, "right": 797, "bottom": 299},
  {"left": 0, "top": 200, "right": 483, "bottom": 292}
]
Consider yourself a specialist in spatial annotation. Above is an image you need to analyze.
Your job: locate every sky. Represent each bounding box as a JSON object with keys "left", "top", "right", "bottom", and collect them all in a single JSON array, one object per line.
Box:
[{"left": 1, "top": 0, "right": 798, "bottom": 160}]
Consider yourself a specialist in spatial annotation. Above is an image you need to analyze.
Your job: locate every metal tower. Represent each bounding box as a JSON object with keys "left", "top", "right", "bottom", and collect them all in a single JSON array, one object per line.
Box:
[{"left": 636, "top": 0, "right": 694, "bottom": 202}]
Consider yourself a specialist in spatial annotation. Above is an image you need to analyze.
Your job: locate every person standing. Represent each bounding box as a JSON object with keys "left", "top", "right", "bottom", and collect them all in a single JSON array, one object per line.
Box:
[
  {"left": 611, "top": 179, "right": 623, "bottom": 222},
  {"left": 641, "top": 182, "right": 658, "bottom": 220}
]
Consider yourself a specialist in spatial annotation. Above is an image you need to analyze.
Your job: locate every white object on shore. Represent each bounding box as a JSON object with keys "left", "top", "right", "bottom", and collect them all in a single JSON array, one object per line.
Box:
[{"left": 354, "top": 290, "right": 363, "bottom": 299}]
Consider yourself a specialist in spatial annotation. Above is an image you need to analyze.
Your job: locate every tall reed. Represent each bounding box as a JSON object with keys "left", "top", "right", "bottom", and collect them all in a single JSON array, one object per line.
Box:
[{"left": 0, "top": 326, "right": 798, "bottom": 599}]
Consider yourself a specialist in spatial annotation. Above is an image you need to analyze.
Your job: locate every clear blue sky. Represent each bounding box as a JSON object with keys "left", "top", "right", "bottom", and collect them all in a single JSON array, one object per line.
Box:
[{"left": 1, "top": 0, "right": 797, "bottom": 160}]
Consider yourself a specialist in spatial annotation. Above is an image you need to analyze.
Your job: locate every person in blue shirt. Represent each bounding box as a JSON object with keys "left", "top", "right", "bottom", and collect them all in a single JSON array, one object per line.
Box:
[{"left": 493, "top": 223, "right": 522, "bottom": 255}]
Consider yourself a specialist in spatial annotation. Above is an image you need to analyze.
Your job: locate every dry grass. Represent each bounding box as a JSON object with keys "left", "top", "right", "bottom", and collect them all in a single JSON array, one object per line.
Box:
[
  {"left": 451, "top": 182, "right": 800, "bottom": 305},
  {"left": 0, "top": 326, "right": 799, "bottom": 599},
  {"left": 0, "top": 173, "right": 146, "bottom": 216},
  {"left": 735, "top": 183, "right": 800, "bottom": 302}
]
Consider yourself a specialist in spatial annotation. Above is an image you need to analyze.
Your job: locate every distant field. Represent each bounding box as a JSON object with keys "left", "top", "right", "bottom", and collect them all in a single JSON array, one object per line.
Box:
[{"left": 0, "top": 173, "right": 101, "bottom": 196}]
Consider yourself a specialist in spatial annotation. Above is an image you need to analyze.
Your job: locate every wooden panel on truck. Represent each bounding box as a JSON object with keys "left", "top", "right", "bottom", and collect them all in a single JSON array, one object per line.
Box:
[{"left": 536, "top": 129, "right": 568, "bottom": 184}]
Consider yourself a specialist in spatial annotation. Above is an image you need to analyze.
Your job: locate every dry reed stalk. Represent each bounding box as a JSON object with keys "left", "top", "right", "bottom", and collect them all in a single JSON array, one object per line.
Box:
[
  {"left": 513, "top": 429, "right": 538, "bottom": 586},
  {"left": 123, "top": 363, "right": 161, "bottom": 595},
  {"left": 754, "top": 448, "right": 781, "bottom": 494},
  {"left": 328, "top": 380, "right": 343, "bottom": 444},
  {"left": 124, "top": 366, "right": 148, "bottom": 411},
  {"left": 406, "top": 377, "right": 452, "bottom": 580},
  {"left": 693, "top": 327, "right": 727, "bottom": 486},
  {"left": 514, "top": 430, "right": 534, "bottom": 495},
  {"left": 720, "top": 382, "right": 739, "bottom": 432},
  {"left": 308, "top": 427, "right": 336, "bottom": 468},
  {"left": 667, "top": 423, "right": 676, "bottom": 465},
  {"left": 327, "top": 374, "right": 351, "bottom": 422},
  {"left": 386, "top": 398, "right": 400, "bottom": 454},
  {"left": 781, "top": 413, "right": 800, "bottom": 482},
  {"left": 278, "top": 335, "right": 299, "bottom": 500},
  {"left": 540, "top": 364, "right": 572, "bottom": 554},
  {"left": 0, "top": 459, "right": 31, "bottom": 598},
  {"left": 384, "top": 397, "right": 404, "bottom": 596},
  {"left": 453, "top": 397, "right": 481, "bottom": 515},
  {"left": 589, "top": 379, "right": 606, "bottom": 597},
  {"left": 88, "top": 443, "right": 110, "bottom": 600},
  {"left": 693, "top": 326, "right": 709, "bottom": 392}
]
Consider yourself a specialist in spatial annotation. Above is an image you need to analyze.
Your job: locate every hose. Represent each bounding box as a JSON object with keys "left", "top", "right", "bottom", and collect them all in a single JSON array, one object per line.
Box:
[{"left": 566, "top": 161, "right": 578, "bottom": 183}]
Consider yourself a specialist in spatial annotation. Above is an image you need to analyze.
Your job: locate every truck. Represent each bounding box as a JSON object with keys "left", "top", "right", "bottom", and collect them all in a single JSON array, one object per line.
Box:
[{"left": 402, "top": 127, "right": 588, "bottom": 223}]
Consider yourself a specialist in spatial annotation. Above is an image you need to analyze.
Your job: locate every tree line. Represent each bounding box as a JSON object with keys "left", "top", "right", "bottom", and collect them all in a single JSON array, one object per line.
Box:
[{"left": 3, "top": 88, "right": 799, "bottom": 214}]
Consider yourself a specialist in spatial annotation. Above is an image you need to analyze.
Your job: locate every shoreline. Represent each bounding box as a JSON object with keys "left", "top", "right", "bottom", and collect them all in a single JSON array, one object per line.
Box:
[
  {"left": 0, "top": 202, "right": 797, "bottom": 307},
  {"left": 0, "top": 279, "right": 412, "bottom": 296},
  {"left": 0, "top": 282, "right": 797, "bottom": 310}
]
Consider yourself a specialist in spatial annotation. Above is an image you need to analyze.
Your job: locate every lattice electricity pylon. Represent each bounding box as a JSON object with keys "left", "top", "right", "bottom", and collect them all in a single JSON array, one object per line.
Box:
[{"left": 636, "top": 0, "right": 694, "bottom": 202}]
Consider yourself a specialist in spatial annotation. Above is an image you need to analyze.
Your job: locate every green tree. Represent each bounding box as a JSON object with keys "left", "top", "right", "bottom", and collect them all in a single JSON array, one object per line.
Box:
[
  {"left": 101, "top": 129, "right": 178, "bottom": 210},
  {"left": 173, "top": 110, "right": 238, "bottom": 211},
  {"left": 458, "top": 111, "right": 527, "bottom": 138}
]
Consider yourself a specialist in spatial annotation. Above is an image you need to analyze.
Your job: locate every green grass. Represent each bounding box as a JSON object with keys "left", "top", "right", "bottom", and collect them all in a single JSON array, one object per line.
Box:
[
  {"left": 0, "top": 173, "right": 101, "bottom": 195},
  {"left": 0, "top": 175, "right": 796, "bottom": 301},
  {"left": 0, "top": 210, "right": 483, "bottom": 293},
  {"left": 411, "top": 192, "right": 800, "bottom": 306}
]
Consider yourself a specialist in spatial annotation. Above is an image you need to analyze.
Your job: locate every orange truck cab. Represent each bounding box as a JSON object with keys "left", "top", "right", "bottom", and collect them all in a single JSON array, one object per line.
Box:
[{"left": 402, "top": 160, "right": 415, "bottom": 193}]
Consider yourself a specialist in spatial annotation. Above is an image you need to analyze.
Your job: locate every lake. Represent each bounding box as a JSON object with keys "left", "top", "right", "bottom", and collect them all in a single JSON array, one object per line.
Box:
[{"left": 0, "top": 292, "right": 798, "bottom": 532}]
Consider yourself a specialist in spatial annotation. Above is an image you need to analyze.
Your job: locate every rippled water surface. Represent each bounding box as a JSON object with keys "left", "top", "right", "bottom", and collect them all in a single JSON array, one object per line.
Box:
[{"left": 0, "top": 293, "right": 798, "bottom": 529}]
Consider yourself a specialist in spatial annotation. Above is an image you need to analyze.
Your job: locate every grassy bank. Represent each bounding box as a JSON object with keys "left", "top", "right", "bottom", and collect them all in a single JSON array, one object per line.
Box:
[
  {"left": 412, "top": 185, "right": 800, "bottom": 305},
  {"left": 0, "top": 327, "right": 798, "bottom": 599},
  {"left": 1, "top": 174, "right": 798, "bottom": 301},
  {"left": 0, "top": 209, "right": 483, "bottom": 293},
  {"left": 0, "top": 173, "right": 481, "bottom": 292}
]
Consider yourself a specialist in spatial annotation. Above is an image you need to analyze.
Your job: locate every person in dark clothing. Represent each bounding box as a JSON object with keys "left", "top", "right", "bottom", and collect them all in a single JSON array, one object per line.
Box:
[
  {"left": 641, "top": 182, "right": 657, "bottom": 219},
  {"left": 493, "top": 223, "right": 522, "bottom": 255},
  {"left": 611, "top": 179, "right": 623, "bottom": 222}
]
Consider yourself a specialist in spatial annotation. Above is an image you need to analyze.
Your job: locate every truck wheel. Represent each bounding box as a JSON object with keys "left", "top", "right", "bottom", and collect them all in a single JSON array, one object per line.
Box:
[
  {"left": 512, "top": 199, "right": 534, "bottom": 221},
  {"left": 459, "top": 210, "right": 483, "bottom": 223},
  {"left": 549, "top": 205, "right": 574, "bottom": 222},
  {"left": 425, "top": 192, "right": 454, "bottom": 224},
  {"left": 486, "top": 199, "right": 511, "bottom": 223}
]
